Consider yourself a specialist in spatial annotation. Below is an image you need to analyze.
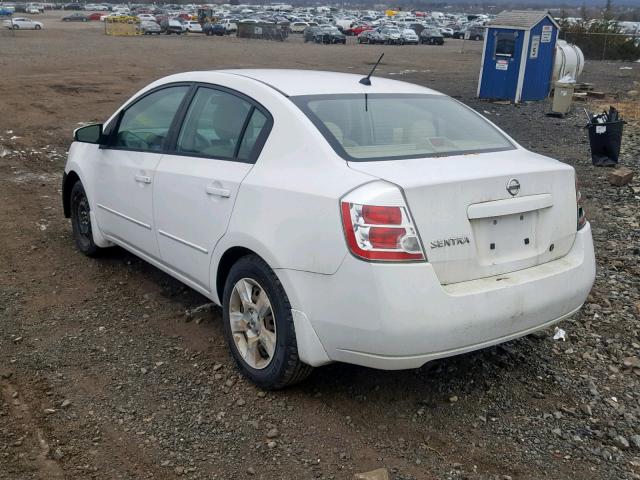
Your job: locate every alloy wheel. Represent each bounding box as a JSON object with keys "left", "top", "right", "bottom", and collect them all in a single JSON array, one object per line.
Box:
[{"left": 229, "top": 278, "right": 277, "bottom": 370}]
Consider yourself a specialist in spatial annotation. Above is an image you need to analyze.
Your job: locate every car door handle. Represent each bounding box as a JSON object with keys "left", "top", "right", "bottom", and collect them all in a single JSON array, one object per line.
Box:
[
  {"left": 205, "top": 185, "right": 231, "bottom": 198},
  {"left": 134, "top": 174, "right": 152, "bottom": 184}
]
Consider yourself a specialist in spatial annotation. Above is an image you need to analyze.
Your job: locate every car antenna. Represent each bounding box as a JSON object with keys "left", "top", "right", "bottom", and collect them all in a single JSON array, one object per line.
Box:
[{"left": 359, "top": 53, "right": 384, "bottom": 86}]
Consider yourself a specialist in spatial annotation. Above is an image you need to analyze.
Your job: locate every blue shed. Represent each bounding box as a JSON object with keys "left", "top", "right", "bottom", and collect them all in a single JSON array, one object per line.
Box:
[{"left": 477, "top": 10, "right": 560, "bottom": 103}]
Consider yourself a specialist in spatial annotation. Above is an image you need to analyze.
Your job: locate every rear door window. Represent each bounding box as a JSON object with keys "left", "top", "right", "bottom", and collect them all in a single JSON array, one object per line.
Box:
[
  {"left": 175, "top": 86, "right": 272, "bottom": 163},
  {"left": 176, "top": 87, "right": 252, "bottom": 159}
]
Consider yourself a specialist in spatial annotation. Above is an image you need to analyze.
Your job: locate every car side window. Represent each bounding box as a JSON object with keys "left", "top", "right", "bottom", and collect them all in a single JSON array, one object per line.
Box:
[
  {"left": 237, "top": 109, "right": 268, "bottom": 161},
  {"left": 176, "top": 87, "right": 252, "bottom": 159},
  {"left": 114, "top": 86, "right": 189, "bottom": 152}
]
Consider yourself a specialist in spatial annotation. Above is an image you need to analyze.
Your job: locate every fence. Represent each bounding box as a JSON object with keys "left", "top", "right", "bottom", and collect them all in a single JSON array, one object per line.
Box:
[
  {"left": 237, "top": 22, "right": 289, "bottom": 41},
  {"left": 560, "top": 31, "right": 640, "bottom": 61}
]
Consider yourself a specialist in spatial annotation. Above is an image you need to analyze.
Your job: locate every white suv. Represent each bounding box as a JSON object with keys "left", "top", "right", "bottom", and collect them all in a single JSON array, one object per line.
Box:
[{"left": 63, "top": 70, "right": 596, "bottom": 389}]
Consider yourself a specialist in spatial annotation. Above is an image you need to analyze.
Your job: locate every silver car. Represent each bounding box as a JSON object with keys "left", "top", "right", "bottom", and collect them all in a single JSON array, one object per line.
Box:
[
  {"left": 401, "top": 28, "right": 419, "bottom": 45},
  {"left": 379, "top": 26, "right": 401, "bottom": 44},
  {"left": 140, "top": 20, "right": 161, "bottom": 34}
]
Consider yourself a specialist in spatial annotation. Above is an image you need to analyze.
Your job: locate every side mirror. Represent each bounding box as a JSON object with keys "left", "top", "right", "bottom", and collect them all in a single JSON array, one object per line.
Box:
[{"left": 74, "top": 124, "right": 103, "bottom": 144}]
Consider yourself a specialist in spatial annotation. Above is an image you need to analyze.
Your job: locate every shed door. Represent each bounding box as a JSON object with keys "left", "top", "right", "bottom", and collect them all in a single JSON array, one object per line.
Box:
[
  {"left": 521, "top": 20, "right": 557, "bottom": 101},
  {"left": 479, "top": 29, "right": 522, "bottom": 101}
]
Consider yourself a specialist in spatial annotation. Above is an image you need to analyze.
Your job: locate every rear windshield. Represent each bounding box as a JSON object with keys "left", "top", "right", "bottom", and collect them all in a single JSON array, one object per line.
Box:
[{"left": 292, "top": 94, "right": 514, "bottom": 161}]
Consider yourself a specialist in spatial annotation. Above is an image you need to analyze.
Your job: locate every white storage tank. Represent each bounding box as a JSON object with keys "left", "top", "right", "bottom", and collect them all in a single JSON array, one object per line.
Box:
[{"left": 553, "top": 40, "right": 585, "bottom": 82}]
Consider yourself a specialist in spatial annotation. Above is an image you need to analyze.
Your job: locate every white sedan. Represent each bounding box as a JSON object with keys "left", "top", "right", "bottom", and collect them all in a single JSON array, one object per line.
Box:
[
  {"left": 184, "top": 20, "right": 202, "bottom": 33},
  {"left": 3, "top": 17, "right": 43, "bottom": 29},
  {"left": 137, "top": 13, "right": 157, "bottom": 22},
  {"left": 63, "top": 70, "right": 595, "bottom": 389},
  {"left": 289, "top": 21, "right": 309, "bottom": 33}
]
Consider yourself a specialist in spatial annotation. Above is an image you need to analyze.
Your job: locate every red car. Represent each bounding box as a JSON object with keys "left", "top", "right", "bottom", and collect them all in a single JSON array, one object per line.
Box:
[
  {"left": 87, "top": 12, "right": 104, "bottom": 21},
  {"left": 346, "top": 24, "right": 371, "bottom": 36}
]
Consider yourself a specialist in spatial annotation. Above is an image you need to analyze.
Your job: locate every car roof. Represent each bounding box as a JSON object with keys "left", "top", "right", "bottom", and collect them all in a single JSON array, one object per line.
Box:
[{"left": 213, "top": 69, "right": 443, "bottom": 97}]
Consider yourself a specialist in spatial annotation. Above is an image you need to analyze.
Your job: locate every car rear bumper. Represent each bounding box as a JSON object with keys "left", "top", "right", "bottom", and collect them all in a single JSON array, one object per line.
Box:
[{"left": 277, "top": 223, "right": 595, "bottom": 369}]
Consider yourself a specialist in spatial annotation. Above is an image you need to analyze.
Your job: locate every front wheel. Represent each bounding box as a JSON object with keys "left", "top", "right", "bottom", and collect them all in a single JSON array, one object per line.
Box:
[
  {"left": 35, "top": 24, "right": 41, "bottom": 29},
  {"left": 222, "top": 255, "right": 313, "bottom": 389},
  {"left": 70, "top": 181, "right": 101, "bottom": 257}
]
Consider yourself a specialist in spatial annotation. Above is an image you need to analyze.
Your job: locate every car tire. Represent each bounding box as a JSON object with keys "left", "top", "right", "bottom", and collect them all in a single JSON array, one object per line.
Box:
[
  {"left": 12, "top": 24, "right": 19, "bottom": 29},
  {"left": 222, "top": 254, "right": 313, "bottom": 390},
  {"left": 35, "top": 25, "right": 41, "bottom": 29},
  {"left": 70, "top": 181, "right": 101, "bottom": 257}
]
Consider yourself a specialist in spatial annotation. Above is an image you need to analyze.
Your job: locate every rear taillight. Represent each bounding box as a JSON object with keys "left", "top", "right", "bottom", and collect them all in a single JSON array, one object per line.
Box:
[
  {"left": 340, "top": 183, "right": 425, "bottom": 262},
  {"left": 576, "top": 176, "right": 587, "bottom": 230}
]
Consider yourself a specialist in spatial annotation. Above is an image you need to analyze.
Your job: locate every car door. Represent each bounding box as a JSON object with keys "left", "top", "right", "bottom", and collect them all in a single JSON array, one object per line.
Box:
[
  {"left": 94, "top": 84, "right": 190, "bottom": 259},
  {"left": 153, "top": 85, "right": 272, "bottom": 291}
]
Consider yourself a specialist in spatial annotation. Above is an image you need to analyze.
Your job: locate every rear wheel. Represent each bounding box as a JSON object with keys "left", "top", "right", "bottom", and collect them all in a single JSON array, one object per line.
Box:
[
  {"left": 12, "top": 24, "right": 19, "bottom": 29},
  {"left": 222, "top": 255, "right": 312, "bottom": 389},
  {"left": 35, "top": 24, "right": 41, "bottom": 29},
  {"left": 70, "top": 181, "right": 100, "bottom": 257}
]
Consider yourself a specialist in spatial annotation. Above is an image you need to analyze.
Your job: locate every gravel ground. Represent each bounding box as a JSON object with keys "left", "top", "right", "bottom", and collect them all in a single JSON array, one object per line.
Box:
[{"left": 1, "top": 13, "right": 639, "bottom": 480}]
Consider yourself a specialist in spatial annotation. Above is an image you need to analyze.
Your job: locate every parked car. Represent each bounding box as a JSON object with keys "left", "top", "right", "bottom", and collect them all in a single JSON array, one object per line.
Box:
[
  {"left": 420, "top": 28, "right": 444, "bottom": 45},
  {"left": 203, "top": 22, "right": 225, "bottom": 36},
  {"left": 400, "top": 28, "right": 419, "bottom": 45},
  {"left": 379, "top": 26, "right": 402, "bottom": 44},
  {"left": 62, "top": 12, "right": 88, "bottom": 21},
  {"left": 184, "top": 20, "right": 202, "bottom": 33},
  {"left": 3, "top": 16, "right": 42, "bottom": 29},
  {"left": 26, "top": 5, "right": 40, "bottom": 14},
  {"left": 356, "top": 29, "right": 383, "bottom": 44},
  {"left": 63, "top": 2, "right": 83, "bottom": 10},
  {"left": 439, "top": 27, "right": 454, "bottom": 38},
  {"left": 140, "top": 20, "right": 160, "bottom": 34},
  {"left": 302, "top": 25, "right": 319, "bottom": 42},
  {"left": 137, "top": 13, "right": 156, "bottom": 22},
  {"left": 86, "top": 12, "right": 103, "bottom": 20},
  {"left": 466, "top": 25, "right": 485, "bottom": 40},
  {"left": 160, "top": 18, "right": 186, "bottom": 35},
  {"left": 100, "top": 12, "right": 128, "bottom": 22},
  {"left": 345, "top": 23, "right": 370, "bottom": 36},
  {"left": 220, "top": 18, "right": 236, "bottom": 33},
  {"left": 289, "top": 21, "right": 308, "bottom": 33},
  {"left": 84, "top": 3, "right": 108, "bottom": 10},
  {"left": 452, "top": 28, "right": 466, "bottom": 39},
  {"left": 63, "top": 70, "right": 595, "bottom": 389},
  {"left": 313, "top": 25, "right": 345, "bottom": 44}
]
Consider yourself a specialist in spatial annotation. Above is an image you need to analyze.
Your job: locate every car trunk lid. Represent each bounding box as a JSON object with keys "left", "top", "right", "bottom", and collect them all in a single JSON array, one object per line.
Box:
[{"left": 348, "top": 149, "right": 577, "bottom": 284}]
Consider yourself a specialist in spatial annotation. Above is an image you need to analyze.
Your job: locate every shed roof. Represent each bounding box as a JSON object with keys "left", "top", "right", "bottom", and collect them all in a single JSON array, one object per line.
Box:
[{"left": 488, "top": 10, "right": 560, "bottom": 30}]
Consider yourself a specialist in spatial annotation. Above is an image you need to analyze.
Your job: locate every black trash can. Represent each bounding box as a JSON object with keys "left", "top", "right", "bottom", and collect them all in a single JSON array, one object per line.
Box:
[{"left": 586, "top": 120, "right": 625, "bottom": 167}]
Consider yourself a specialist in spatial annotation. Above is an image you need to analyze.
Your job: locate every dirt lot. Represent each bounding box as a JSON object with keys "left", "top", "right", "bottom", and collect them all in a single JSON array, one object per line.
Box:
[{"left": 1, "top": 12, "right": 639, "bottom": 480}]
